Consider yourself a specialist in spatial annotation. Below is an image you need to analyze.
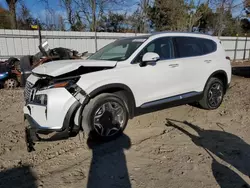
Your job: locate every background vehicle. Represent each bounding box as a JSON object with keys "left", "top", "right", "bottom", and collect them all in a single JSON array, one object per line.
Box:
[
  {"left": 0, "top": 57, "right": 21, "bottom": 89},
  {"left": 23, "top": 32, "right": 231, "bottom": 152},
  {"left": 20, "top": 26, "right": 88, "bottom": 86}
]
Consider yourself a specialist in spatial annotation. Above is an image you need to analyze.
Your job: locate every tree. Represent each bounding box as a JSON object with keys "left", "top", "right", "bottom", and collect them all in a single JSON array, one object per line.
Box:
[
  {"left": 138, "top": 0, "right": 150, "bottom": 33},
  {"left": 147, "top": 0, "right": 188, "bottom": 31},
  {"left": 75, "top": 0, "right": 127, "bottom": 31},
  {"left": 17, "top": 2, "right": 34, "bottom": 30},
  {"left": 241, "top": 18, "right": 250, "bottom": 33},
  {"left": 5, "top": 0, "right": 18, "bottom": 29},
  {"left": 186, "top": 1, "right": 213, "bottom": 32},
  {"left": 60, "top": 0, "right": 84, "bottom": 31},
  {"left": 128, "top": 9, "right": 144, "bottom": 33},
  {"left": 75, "top": 0, "right": 103, "bottom": 32},
  {"left": 244, "top": 0, "right": 250, "bottom": 16},
  {"left": 195, "top": 3, "right": 214, "bottom": 33},
  {"left": 99, "top": 12, "right": 126, "bottom": 32},
  {"left": 0, "top": 6, "right": 12, "bottom": 29},
  {"left": 72, "top": 12, "right": 85, "bottom": 31},
  {"left": 209, "top": 0, "right": 243, "bottom": 36},
  {"left": 58, "top": 14, "right": 66, "bottom": 31}
]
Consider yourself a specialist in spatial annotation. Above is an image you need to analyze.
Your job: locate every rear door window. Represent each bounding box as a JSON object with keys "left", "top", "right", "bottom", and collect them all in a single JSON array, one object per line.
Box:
[{"left": 174, "top": 37, "right": 217, "bottom": 58}]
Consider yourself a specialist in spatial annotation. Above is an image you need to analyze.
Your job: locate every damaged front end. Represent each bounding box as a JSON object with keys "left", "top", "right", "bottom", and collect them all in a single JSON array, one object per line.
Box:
[
  {"left": 23, "top": 59, "right": 116, "bottom": 152},
  {"left": 23, "top": 67, "right": 108, "bottom": 152},
  {"left": 23, "top": 81, "right": 86, "bottom": 152}
]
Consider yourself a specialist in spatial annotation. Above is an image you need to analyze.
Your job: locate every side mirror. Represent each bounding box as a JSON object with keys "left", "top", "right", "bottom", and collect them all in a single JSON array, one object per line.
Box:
[{"left": 140, "top": 52, "right": 160, "bottom": 67}]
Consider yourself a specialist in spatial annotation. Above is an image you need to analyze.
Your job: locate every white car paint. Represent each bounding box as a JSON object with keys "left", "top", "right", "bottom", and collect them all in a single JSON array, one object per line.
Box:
[
  {"left": 24, "top": 86, "right": 79, "bottom": 130},
  {"left": 24, "top": 32, "right": 232, "bottom": 130},
  {"left": 32, "top": 59, "right": 117, "bottom": 77}
]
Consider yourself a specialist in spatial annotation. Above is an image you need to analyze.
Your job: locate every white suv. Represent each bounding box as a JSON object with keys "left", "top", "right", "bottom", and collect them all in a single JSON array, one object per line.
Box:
[{"left": 23, "top": 32, "right": 231, "bottom": 151}]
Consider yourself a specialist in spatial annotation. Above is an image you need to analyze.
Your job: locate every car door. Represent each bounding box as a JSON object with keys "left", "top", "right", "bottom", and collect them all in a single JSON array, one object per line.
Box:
[
  {"left": 173, "top": 37, "right": 213, "bottom": 94},
  {"left": 126, "top": 37, "right": 184, "bottom": 106}
]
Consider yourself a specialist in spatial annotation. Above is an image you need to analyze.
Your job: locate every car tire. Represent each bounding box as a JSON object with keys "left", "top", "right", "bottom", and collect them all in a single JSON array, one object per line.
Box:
[
  {"left": 4, "top": 78, "right": 18, "bottom": 89},
  {"left": 199, "top": 77, "right": 224, "bottom": 110},
  {"left": 81, "top": 93, "right": 129, "bottom": 141}
]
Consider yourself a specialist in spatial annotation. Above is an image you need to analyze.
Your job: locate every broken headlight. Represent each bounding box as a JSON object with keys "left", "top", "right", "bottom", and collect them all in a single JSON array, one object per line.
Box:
[
  {"left": 33, "top": 94, "right": 47, "bottom": 105},
  {"left": 39, "top": 76, "right": 80, "bottom": 90}
]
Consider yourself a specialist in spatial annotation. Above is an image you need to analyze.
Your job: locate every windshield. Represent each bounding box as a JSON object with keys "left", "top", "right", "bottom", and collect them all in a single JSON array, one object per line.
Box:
[{"left": 88, "top": 37, "right": 148, "bottom": 61}]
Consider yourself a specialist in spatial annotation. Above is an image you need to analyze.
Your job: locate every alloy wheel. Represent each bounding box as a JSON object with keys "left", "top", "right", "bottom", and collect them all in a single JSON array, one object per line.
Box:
[
  {"left": 93, "top": 101, "right": 125, "bottom": 137},
  {"left": 208, "top": 82, "right": 223, "bottom": 108}
]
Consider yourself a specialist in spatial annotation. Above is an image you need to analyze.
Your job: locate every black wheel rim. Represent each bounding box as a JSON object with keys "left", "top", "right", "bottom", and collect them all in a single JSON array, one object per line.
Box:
[
  {"left": 93, "top": 101, "right": 125, "bottom": 137},
  {"left": 208, "top": 82, "right": 223, "bottom": 108}
]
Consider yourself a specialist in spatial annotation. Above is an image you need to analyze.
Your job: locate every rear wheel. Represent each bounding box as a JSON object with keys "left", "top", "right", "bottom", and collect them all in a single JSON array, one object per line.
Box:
[
  {"left": 4, "top": 78, "right": 18, "bottom": 89},
  {"left": 199, "top": 77, "right": 224, "bottom": 110},
  {"left": 81, "top": 93, "right": 129, "bottom": 141}
]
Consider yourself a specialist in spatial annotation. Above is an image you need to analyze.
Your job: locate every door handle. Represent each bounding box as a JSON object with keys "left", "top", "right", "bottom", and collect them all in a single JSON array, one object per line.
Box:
[
  {"left": 204, "top": 60, "right": 212, "bottom": 63},
  {"left": 169, "top": 64, "right": 179, "bottom": 68}
]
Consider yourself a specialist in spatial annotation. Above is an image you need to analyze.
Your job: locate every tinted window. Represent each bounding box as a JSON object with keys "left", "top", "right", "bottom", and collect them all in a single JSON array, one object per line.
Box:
[
  {"left": 134, "top": 37, "right": 174, "bottom": 63},
  {"left": 203, "top": 39, "right": 217, "bottom": 54},
  {"left": 174, "top": 37, "right": 216, "bottom": 58}
]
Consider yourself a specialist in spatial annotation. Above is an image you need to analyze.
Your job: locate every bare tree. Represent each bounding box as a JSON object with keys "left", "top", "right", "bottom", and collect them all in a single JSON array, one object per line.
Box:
[
  {"left": 60, "top": 0, "right": 78, "bottom": 30},
  {"left": 5, "top": 0, "right": 18, "bottom": 29},
  {"left": 17, "top": 2, "right": 34, "bottom": 29},
  {"left": 75, "top": 0, "right": 125, "bottom": 51},
  {"left": 210, "top": 0, "right": 243, "bottom": 36},
  {"left": 139, "top": 0, "right": 150, "bottom": 33},
  {"left": 44, "top": 10, "right": 56, "bottom": 30},
  {"left": 186, "top": 0, "right": 211, "bottom": 32},
  {"left": 58, "top": 14, "right": 66, "bottom": 31}
]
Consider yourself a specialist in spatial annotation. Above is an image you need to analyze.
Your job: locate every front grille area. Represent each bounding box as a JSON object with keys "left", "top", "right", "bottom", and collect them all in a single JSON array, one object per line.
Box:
[{"left": 24, "top": 81, "right": 34, "bottom": 102}]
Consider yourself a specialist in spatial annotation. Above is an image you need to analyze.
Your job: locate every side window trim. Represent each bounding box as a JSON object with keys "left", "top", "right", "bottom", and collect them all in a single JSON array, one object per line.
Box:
[{"left": 131, "top": 37, "right": 175, "bottom": 64}]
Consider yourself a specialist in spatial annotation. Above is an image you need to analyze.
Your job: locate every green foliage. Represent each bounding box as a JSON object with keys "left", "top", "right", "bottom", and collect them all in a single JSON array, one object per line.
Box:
[{"left": 147, "top": 0, "right": 188, "bottom": 31}]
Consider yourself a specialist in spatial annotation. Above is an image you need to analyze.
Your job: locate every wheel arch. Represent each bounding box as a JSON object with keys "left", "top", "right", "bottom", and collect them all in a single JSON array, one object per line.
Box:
[
  {"left": 88, "top": 83, "right": 136, "bottom": 118},
  {"left": 205, "top": 70, "right": 228, "bottom": 93}
]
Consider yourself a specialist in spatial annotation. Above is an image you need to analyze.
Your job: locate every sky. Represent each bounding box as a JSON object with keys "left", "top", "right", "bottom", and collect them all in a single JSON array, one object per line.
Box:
[
  {"left": 0, "top": 0, "right": 245, "bottom": 22},
  {"left": 0, "top": 0, "right": 65, "bottom": 19},
  {"left": 0, "top": 0, "right": 138, "bottom": 17}
]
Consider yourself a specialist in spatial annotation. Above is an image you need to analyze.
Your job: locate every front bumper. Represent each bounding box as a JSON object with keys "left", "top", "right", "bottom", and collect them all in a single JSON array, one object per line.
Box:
[{"left": 24, "top": 87, "right": 82, "bottom": 152}]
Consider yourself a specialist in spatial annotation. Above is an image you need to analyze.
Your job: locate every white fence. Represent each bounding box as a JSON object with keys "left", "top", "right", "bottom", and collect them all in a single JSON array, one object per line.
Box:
[{"left": 0, "top": 29, "right": 249, "bottom": 61}]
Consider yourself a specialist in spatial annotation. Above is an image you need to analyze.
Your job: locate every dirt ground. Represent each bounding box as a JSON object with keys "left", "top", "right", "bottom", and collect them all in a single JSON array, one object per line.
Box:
[
  {"left": 231, "top": 60, "right": 250, "bottom": 67},
  {"left": 1, "top": 69, "right": 250, "bottom": 188}
]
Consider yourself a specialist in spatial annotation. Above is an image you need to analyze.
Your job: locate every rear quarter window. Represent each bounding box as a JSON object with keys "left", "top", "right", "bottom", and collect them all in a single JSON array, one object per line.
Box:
[{"left": 174, "top": 37, "right": 217, "bottom": 58}]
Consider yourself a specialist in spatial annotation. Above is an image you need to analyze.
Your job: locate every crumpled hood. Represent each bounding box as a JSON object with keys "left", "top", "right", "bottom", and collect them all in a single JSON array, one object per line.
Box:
[{"left": 32, "top": 59, "right": 117, "bottom": 77}]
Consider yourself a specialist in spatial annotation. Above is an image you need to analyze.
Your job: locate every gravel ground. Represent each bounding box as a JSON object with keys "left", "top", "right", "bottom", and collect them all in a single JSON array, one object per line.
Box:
[{"left": 0, "top": 72, "right": 250, "bottom": 188}]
